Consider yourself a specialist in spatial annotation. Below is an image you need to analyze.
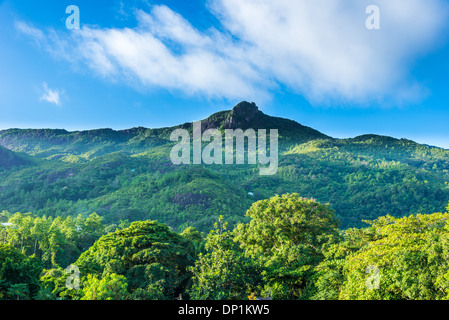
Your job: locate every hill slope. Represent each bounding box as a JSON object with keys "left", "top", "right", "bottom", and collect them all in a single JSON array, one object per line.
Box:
[
  {"left": 0, "top": 101, "right": 328, "bottom": 160},
  {"left": 0, "top": 101, "right": 448, "bottom": 230},
  {"left": 0, "top": 145, "right": 30, "bottom": 169}
]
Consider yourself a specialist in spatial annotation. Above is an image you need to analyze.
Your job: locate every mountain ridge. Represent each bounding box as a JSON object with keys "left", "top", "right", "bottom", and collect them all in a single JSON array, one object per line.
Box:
[
  {"left": 1, "top": 101, "right": 443, "bottom": 156},
  {"left": 0, "top": 101, "right": 448, "bottom": 231},
  {"left": 0, "top": 101, "right": 332, "bottom": 158}
]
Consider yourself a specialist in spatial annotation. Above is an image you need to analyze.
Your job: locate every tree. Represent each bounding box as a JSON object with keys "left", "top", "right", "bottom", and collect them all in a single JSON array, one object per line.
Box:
[
  {"left": 312, "top": 227, "right": 366, "bottom": 300},
  {"left": 75, "top": 220, "right": 196, "bottom": 300},
  {"left": 338, "top": 212, "right": 449, "bottom": 300},
  {"left": 189, "top": 216, "right": 262, "bottom": 300},
  {"left": 7, "top": 283, "right": 29, "bottom": 300},
  {"left": 81, "top": 273, "right": 128, "bottom": 300},
  {"left": 76, "top": 213, "right": 105, "bottom": 252},
  {"left": 0, "top": 244, "right": 42, "bottom": 300},
  {"left": 234, "top": 193, "right": 340, "bottom": 299},
  {"left": 180, "top": 226, "right": 205, "bottom": 261}
]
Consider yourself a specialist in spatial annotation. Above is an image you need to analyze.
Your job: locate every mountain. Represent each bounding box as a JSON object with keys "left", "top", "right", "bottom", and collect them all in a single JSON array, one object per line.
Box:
[
  {"left": 0, "top": 101, "right": 448, "bottom": 231},
  {"left": 0, "top": 101, "right": 328, "bottom": 160},
  {"left": 201, "top": 101, "right": 329, "bottom": 142}
]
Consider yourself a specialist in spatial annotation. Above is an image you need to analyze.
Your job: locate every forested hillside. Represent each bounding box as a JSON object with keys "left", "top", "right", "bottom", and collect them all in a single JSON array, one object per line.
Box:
[
  {"left": 0, "top": 145, "right": 29, "bottom": 169},
  {"left": 3, "top": 194, "right": 449, "bottom": 300},
  {"left": 0, "top": 101, "right": 448, "bottom": 231}
]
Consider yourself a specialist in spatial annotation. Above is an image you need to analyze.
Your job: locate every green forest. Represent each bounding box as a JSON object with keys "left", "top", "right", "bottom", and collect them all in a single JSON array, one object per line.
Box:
[
  {"left": 3, "top": 194, "right": 449, "bottom": 300},
  {"left": 1, "top": 101, "right": 449, "bottom": 300}
]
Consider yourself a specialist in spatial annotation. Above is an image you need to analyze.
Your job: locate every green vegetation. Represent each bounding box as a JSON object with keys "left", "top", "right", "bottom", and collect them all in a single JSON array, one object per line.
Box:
[
  {"left": 1, "top": 102, "right": 449, "bottom": 300},
  {"left": 188, "top": 216, "right": 262, "bottom": 300},
  {"left": 0, "top": 244, "right": 42, "bottom": 300},
  {"left": 74, "top": 220, "right": 198, "bottom": 300},
  {"left": 313, "top": 206, "right": 449, "bottom": 300},
  {"left": 0, "top": 211, "right": 105, "bottom": 269},
  {"left": 3, "top": 194, "right": 449, "bottom": 300},
  {"left": 233, "top": 194, "right": 340, "bottom": 300},
  {"left": 0, "top": 102, "right": 448, "bottom": 232}
]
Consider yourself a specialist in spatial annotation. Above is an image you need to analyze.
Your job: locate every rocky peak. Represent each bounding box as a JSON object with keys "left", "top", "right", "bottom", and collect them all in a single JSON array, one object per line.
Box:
[{"left": 224, "top": 101, "right": 261, "bottom": 129}]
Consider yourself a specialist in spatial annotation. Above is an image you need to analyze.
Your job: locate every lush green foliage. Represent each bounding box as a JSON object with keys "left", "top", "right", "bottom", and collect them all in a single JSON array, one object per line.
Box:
[
  {"left": 316, "top": 209, "right": 449, "bottom": 300},
  {"left": 0, "top": 211, "right": 105, "bottom": 269},
  {"left": 234, "top": 194, "right": 340, "bottom": 299},
  {"left": 1, "top": 102, "right": 448, "bottom": 232},
  {"left": 81, "top": 273, "right": 129, "bottom": 300},
  {"left": 189, "top": 194, "right": 340, "bottom": 300},
  {"left": 73, "top": 220, "right": 199, "bottom": 300},
  {"left": 2, "top": 194, "right": 449, "bottom": 300},
  {"left": 0, "top": 244, "right": 42, "bottom": 300},
  {"left": 188, "top": 216, "right": 262, "bottom": 300},
  {"left": 1, "top": 102, "right": 449, "bottom": 300}
]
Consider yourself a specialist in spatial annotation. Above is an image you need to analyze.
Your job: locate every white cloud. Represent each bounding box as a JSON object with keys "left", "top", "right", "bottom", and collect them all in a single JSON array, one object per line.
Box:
[
  {"left": 210, "top": 0, "right": 449, "bottom": 104},
  {"left": 40, "top": 82, "right": 63, "bottom": 106},
  {"left": 15, "top": 21, "right": 45, "bottom": 40},
  {"left": 16, "top": 0, "right": 449, "bottom": 105},
  {"left": 66, "top": 6, "right": 268, "bottom": 100}
]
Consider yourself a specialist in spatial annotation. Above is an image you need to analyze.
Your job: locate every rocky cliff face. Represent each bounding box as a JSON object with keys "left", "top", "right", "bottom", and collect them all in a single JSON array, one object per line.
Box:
[
  {"left": 198, "top": 101, "right": 330, "bottom": 143},
  {"left": 223, "top": 101, "right": 260, "bottom": 129}
]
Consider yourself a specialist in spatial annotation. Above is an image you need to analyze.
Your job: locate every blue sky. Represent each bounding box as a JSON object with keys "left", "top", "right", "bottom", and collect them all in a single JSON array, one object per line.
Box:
[{"left": 1, "top": 0, "right": 449, "bottom": 148}]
